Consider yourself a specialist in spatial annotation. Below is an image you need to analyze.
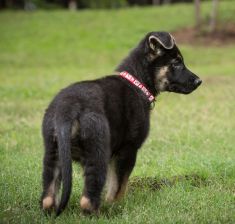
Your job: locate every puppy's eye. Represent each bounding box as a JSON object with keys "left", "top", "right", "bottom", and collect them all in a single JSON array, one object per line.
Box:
[{"left": 172, "top": 61, "right": 181, "bottom": 68}]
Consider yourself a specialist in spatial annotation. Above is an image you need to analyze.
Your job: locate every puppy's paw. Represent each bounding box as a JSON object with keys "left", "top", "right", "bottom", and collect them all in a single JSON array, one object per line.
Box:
[
  {"left": 80, "top": 196, "right": 93, "bottom": 212},
  {"left": 80, "top": 196, "right": 99, "bottom": 215},
  {"left": 42, "top": 196, "right": 54, "bottom": 209}
]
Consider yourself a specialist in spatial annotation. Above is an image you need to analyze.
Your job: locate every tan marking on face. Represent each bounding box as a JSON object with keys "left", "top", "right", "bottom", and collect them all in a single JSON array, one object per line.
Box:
[
  {"left": 148, "top": 49, "right": 163, "bottom": 61},
  {"left": 42, "top": 196, "right": 54, "bottom": 210},
  {"left": 158, "top": 66, "right": 168, "bottom": 77},
  {"left": 115, "top": 175, "right": 129, "bottom": 201},
  {"left": 148, "top": 53, "right": 157, "bottom": 61},
  {"left": 71, "top": 120, "right": 79, "bottom": 138},
  {"left": 155, "top": 66, "right": 169, "bottom": 92},
  {"left": 80, "top": 196, "right": 93, "bottom": 211},
  {"left": 105, "top": 160, "right": 118, "bottom": 203}
]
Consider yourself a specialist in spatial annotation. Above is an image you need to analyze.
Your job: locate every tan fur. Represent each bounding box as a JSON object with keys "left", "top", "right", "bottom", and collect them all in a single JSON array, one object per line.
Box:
[
  {"left": 155, "top": 66, "right": 169, "bottom": 91},
  {"left": 115, "top": 175, "right": 129, "bottom": 201},
  {"left": 42, "top": 167, "right": 60, "bottom": 209},
  {"left": 158, "top": 66, "right": 168, "bottom": 77},
  {"left": 80, "top": 196, "right": 92, "bottom": 211},
  {"left": 148, "top": 49, "right": 162, "bottom": 61},
  {"left": 71, "top": 120, "right": 79, "bottom": 138},
  {"left": 105, "top": 160, "right": 118, "bottom": 203},
  {"left": 149, "top": 42, "right": 155, "bottom": 50},
  {"left": 42, "top": 196, "right": 54, "bottom": 210},
  {"left": 148, "top": 53, "right": 157, "bottom": 61}
]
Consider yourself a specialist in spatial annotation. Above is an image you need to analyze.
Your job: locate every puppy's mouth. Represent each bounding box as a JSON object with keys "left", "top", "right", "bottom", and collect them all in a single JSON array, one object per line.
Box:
[{"left": 167, "top": 83, "right": 201, "bottom": 94}]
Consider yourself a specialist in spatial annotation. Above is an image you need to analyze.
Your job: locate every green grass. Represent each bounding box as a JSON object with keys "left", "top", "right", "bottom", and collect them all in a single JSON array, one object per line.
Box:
[{"left": 1, "top": 1, "right": 235, "bottom": 223}]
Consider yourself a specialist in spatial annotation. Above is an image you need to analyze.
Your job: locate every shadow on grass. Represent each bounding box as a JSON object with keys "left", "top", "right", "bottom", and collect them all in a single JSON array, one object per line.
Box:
[{"left": 129, "top": 173, "right": 209, "bottom": 191}]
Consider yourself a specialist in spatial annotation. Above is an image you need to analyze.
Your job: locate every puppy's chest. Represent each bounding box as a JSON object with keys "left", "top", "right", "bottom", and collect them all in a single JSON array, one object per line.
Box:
[
  {"left": 110, "top": 109, "right": 150, "bottom": 150},
  {"left": 125, "top": 115, "right": 150, "bottom": 142}
]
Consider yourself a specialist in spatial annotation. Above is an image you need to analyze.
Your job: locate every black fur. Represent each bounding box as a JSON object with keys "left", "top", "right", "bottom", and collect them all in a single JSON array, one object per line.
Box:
[{"left": 40, "top": 31, "right": 202, "bottom": 216}]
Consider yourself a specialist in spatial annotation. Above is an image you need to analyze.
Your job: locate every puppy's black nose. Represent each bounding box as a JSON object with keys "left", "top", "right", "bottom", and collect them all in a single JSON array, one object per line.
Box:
[{"left": 194, "top": 78, "right": 202, "bottom": 87}]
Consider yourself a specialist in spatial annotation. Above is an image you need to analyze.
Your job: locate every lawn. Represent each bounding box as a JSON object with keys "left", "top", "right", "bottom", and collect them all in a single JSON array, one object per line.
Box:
[{"left": 0, "top": 1, "right": 235, "bottom": 223}]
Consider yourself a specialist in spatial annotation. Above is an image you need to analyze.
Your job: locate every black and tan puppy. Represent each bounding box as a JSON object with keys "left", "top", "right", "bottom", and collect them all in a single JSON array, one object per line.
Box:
[{"left": 40, "top": 32, "right": 202, "bottom": 216}]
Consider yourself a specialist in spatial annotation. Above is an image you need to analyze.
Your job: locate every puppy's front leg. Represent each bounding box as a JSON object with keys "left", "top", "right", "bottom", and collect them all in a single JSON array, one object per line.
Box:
[{"left": 105, "top": 147, "right": 137, "bottom": 202}]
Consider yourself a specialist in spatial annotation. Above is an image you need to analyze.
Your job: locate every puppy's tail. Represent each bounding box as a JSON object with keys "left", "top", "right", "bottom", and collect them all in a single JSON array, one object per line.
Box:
[{"left": 55, "top": 119, "right": 73, "bottom": 216}]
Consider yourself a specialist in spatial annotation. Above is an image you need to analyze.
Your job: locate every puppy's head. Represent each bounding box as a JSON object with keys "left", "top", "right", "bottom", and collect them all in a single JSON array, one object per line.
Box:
[{"left": 145, "top": 31, "right": 202, "bottom": 94}]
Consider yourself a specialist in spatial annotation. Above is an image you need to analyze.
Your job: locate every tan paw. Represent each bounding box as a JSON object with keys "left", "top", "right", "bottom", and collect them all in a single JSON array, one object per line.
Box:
[
  {"left": 80, "top": 196, "right": 93, "bottom": 211},
  {"left": 42, "top": 196, "right": 54, "bottom": 210}
]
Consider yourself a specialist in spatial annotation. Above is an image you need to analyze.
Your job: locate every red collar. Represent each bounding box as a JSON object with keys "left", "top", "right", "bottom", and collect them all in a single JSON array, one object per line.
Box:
[{"left": 119, "top": 71, "right": 155, "bottom": 103}]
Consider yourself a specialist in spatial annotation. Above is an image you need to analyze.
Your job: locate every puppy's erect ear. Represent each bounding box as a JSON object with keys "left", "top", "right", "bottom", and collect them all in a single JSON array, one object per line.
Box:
[{"left": 149, "top": 32, "right": 175, "bottom": 52}]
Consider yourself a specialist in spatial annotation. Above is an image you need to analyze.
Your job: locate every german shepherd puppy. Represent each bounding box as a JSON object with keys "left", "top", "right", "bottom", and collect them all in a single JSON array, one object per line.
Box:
[{"left": 40, "top": 32, "right": 202, "bottom": 216}]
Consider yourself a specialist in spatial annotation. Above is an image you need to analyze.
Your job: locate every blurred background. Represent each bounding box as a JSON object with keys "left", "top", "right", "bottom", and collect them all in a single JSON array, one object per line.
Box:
[
  {"left": 1, "top": 0, "right": 235, "bottom": 223},
  {"left": 0, "top": 0, "right": 219, "bottom": 10}
]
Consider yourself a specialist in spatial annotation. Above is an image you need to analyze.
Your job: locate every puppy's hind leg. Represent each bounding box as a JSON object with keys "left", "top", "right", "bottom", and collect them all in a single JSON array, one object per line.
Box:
[
  {"left": 79, "top": 112, "right": 110, "bottom": 214},
  {"left": 41, "top": 131, "right": 61, "bottom": 212}
]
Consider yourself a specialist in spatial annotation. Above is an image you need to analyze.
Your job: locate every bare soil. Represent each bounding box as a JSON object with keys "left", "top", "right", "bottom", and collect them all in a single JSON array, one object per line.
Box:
[{"left": 172, "top": 23, "right": 235, "bottom": 46}]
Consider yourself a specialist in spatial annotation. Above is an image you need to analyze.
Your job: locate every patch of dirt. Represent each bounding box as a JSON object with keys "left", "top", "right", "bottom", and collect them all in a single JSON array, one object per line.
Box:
[
  {"left": 172, "top": 23, "right": 235, "bottom": 46},
  {"left": 129, "top": 174, "right": 209, "bottom": 191}
]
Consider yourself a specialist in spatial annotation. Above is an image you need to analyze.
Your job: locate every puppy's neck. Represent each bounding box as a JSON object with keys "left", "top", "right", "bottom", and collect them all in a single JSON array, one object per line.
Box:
[{"left": 115, "top": 48, "right": 158, "bottom": 96}]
